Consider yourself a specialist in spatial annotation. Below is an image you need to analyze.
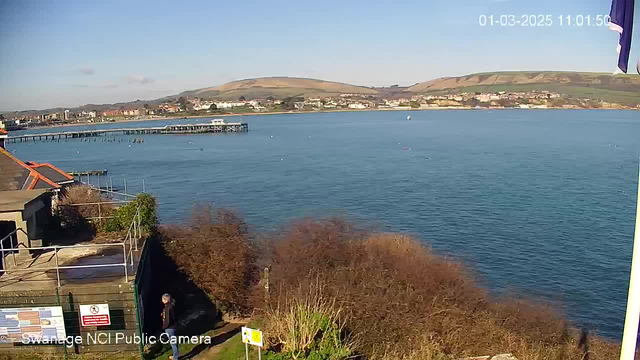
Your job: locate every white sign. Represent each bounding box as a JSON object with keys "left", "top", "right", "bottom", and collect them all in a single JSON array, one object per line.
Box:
[
  {"left": 241, "top": 326, "right": 263, "bottom": 347},
  {"left": 0, "top": 306, "right": 66, "bottom": 343},
  {"left": 79, "top": 304, "right": 111, "bottom": 327}
]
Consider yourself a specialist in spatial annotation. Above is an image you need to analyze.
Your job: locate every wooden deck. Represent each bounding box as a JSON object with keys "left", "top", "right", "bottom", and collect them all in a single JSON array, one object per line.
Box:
[{"left": 7, "top": 122, "right": 249, "bottom": 143}]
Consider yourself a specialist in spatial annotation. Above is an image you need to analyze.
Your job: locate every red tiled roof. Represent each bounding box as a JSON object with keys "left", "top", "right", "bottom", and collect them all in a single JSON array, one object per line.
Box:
[
  {"left": 0, "top": 147, "right": 62, "bottom": 190},
  {"left": 0, "top": 129, "right": 7, "bottom": 135},
  {"left": 27, "top": 162, "right": 74, "bottom": 181}
]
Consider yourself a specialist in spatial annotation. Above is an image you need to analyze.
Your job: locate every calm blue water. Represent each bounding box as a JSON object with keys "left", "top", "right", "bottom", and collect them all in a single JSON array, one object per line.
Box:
[{"left": 8, "top": 110, "right": 640, "bottom": 339}]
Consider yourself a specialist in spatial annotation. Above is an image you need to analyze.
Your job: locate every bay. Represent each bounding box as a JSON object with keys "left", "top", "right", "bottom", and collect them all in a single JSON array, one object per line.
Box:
[{"left": 9, "top": 109, "right": 640, "bottom": 339}]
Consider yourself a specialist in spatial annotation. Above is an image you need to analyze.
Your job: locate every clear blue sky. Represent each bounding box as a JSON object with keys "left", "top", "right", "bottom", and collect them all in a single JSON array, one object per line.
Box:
[{"left": 0, "top": 0, "right": 637, "bottom": 111}]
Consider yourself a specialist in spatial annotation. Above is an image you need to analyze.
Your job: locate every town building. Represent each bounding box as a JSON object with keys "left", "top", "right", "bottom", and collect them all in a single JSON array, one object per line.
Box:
[
  {"left": 122, "top": 109, "right": 140, "bottom": 116},
  {"left": 102, "top": 109, "right": 122, "bottom": 117},
  {"left": 348, "top": 103, "right": 368, "bottom": 109}
]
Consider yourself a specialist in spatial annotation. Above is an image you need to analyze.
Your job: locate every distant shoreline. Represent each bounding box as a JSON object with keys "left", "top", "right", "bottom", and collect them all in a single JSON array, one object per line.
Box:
[{"left": 19, "top": 106, "right": 638, "bottom": 131}]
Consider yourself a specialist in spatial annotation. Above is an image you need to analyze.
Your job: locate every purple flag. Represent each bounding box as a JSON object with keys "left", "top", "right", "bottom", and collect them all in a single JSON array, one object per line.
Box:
[{"left": 609, "top": 0, "right": 635, "bottom": 73}]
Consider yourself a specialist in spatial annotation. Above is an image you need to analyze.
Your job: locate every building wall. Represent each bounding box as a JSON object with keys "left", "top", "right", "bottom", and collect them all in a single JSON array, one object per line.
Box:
[
  {"left": 0, "top": 197, "right": 49, "bottom": 252},
  {"left": 0, "top": 284, "right": 140, "bottom": 355},
  {"left": 0, "top": 211, "right": 28, "bottom": 253}
]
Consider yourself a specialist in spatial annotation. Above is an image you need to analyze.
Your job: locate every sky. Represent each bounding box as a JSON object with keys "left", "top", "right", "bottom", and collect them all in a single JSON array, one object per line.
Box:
[{"left": 0, "top": 0, "right": 638, "bottom": 111}]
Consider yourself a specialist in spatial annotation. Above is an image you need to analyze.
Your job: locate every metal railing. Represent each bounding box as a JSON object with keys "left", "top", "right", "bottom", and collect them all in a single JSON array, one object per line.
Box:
[
  {"left": 76, "top": 176, "right": 143, "bottom": 200},
  {"left": 60, "top": 200, "right": 133, "bottom": 224},
  {"left": 0, "top": 206, "right": 143, "bottom": 287},
  {"left": 56, "top": 183, "right": 137, "bottom": 225}
]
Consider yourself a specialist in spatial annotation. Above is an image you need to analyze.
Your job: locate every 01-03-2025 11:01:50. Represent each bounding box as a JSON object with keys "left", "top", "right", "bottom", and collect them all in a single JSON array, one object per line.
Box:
[{"left": 479, "top": 14, "right": 611, "bottom": 27}]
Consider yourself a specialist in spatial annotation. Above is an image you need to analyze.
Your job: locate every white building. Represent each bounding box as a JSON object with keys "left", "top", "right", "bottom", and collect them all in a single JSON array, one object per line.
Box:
[
  {"left": 348, "top": 103, "right": 367, "bottom": 109},
  {"left": 475, "top": 94, "right": 493, "bottom": 102},
  {"left": 123, "top": 109, "right": 140, "bottom": 116},
  {"left": 193, "top": 102, "right": 213, "bottom": 111},
  {"left": 215, "top": 101, "right": 248, "bottom": 109}
]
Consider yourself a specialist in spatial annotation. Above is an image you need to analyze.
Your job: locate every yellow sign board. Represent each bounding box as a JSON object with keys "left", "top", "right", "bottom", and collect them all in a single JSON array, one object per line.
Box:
[{"left": 241, "top": 326, "right": 263, "bottom": 347}]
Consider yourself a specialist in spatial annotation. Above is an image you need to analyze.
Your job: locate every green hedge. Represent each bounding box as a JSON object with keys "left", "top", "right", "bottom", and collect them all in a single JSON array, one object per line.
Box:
[{"left": 104, "top": 193, "right": 157, "bottom": 232}]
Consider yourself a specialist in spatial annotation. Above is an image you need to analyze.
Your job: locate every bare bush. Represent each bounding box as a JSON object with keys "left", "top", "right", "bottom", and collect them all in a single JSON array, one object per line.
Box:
[
  {"left": 265, "top": 218, "right": 621, "bottom": 360},
  {"left": 161, "top": 203, "right": 258, "bottom": 316},
  {"left": 56, "top": 186, "right": 114, "bottom": 229}
]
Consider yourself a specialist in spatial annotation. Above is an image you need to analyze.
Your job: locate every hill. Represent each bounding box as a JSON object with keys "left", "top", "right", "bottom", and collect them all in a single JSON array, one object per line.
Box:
[
  {"left": 178, "top": 77, "right": 378, "bottom": 100},
  {"left": 409, "top": 71, "right": 640, "bottom": 105}
]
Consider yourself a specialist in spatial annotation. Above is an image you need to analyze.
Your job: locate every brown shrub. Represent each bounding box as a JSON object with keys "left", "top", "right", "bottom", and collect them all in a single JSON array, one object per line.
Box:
[
  {"left": 57, "top": 185, "right": 115, "bottom": 228},
  {"left": 265, "top": 218, "right": 621, "bottom": 359},
  {"left": 161, "top": 203, "right": 258, "bottom": 315}
]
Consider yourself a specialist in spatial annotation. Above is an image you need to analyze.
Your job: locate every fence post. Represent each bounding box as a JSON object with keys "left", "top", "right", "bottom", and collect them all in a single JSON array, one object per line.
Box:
[
  {"left": 1, "top": 236, "right": 5, "bottom": 273},
  {"left": 133, "top": 213, "right": 138, "bottom": 239},
  {"left": 11, "top": 233, "right": 16, "bottom": 267},
  {"left": 55, "top": 287, "right": 69, "bottom": 360},
  {"left": 135, "top": 209, "right": 138, "bottom": 237},
  {"left": 136, "top": 209, "right": 141, "bottom": 251},
  {"left": 98, "top": 202, "right": 102, "bottom": 227},
  {"left": 264, "top": 266, "right": 270, "bottom": 303},
  {"left": 123, "top": 243, "right": 128, "bottom": 283},
  {"left": 133, "top": 284, "right": 145, "bottom": 359},
  {"left": 54, "top": 247, "right": 61, "bottom": 287}
]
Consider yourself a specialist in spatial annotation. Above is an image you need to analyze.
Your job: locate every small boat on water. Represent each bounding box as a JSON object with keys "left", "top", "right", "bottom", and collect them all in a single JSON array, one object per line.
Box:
[{"left": 407, "top": 115, "right": 411, "bottom": 120}]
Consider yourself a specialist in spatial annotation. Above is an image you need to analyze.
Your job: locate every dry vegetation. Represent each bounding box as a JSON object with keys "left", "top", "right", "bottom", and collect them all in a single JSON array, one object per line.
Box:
[
  {"left": 57, "top": 185, "right": 116, "bottom": 228},
  {"left": 264, "top": 282, "right": 357, "bottom": 360},
  {"left": 264, "top": 218, "right": 621, "bottom": 360},
  {"left": 161, "top": 204, "right": 258, "bottom": 315},
  {"left": 161, "top": 209, "right": 623, "bottom": 360}
]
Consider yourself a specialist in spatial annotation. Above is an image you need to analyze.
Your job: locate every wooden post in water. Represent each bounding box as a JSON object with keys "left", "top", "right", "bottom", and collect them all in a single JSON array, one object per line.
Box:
[{"left": 620, "top": 166, "right": 640, "bottom": 360}]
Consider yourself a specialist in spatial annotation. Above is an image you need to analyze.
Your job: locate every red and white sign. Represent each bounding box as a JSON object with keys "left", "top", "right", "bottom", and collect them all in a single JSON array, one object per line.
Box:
[{"left": 79, "top": 304, "right": 111, "bottom": 327}]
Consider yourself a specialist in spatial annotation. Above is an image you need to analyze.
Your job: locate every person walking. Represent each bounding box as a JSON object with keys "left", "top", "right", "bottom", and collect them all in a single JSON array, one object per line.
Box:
[{"left": 161, "top": 293, "right": 179, "bottom": 360}]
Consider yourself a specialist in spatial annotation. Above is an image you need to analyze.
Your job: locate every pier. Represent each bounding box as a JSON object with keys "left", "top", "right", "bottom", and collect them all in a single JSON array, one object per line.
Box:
[
  {"left": 68, "top": 170, "right": 108, "bottom": 176},
  {"left": 6, "top": 119, "right": 248, "bottom": 143}
]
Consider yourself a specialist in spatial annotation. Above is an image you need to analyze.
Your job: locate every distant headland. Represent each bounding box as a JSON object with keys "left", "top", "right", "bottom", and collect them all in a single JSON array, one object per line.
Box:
[{"left": 2, "top": 71, "right": 639, "bottom": 130}]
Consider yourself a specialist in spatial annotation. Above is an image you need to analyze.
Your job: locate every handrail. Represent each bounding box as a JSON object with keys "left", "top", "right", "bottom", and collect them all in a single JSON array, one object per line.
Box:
[
  {"left": 0, "top": 228, "right": 28, "bottom": 271},
  {"left": 0, "top": 205, "right": 143, "bottom": 287},
  {"left": 0, "top": 228, "right": 28, "bottom": 245},
  {"left": 1, "top": 243, "right": 126, "bottom": 251},
  {"left": 61, "top": 200, "right": 132, "bottom": 206}
]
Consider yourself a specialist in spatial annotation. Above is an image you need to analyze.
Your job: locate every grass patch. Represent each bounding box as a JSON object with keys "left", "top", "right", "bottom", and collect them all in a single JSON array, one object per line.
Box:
[
  {"left": 263, "top": 282, "right": 356, "bottom": 360},
  {"left": 0, "top": 353, "right": 139, "bottom": 360},
  {"left": 214, "top": 333, "right": 250, "bottom": 360},
  {"left": 146, "top": 321, "right": 244, "bottom": 359}
]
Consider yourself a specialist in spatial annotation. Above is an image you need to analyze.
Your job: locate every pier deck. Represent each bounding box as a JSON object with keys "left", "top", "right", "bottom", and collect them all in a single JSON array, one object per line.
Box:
[{"left": 6, "top": 121, "right": 248, "bottom": 143}]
